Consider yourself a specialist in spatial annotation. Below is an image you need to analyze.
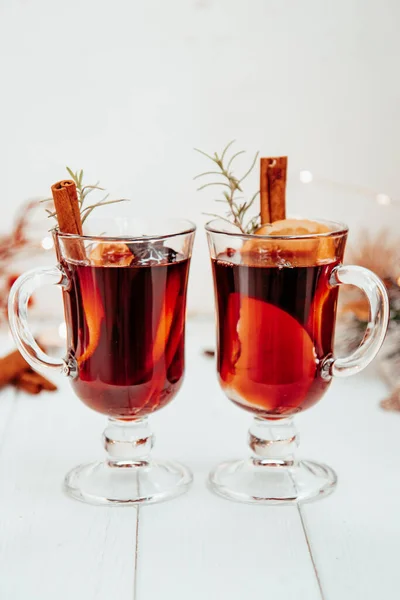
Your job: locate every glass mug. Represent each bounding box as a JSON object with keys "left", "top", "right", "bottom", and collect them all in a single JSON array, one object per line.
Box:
[
  {"left": 9, "top": 217, "right": 196, "bottom": 506},
  {"left": 206, "top": 218, "right": 389, "bottom": 504}
]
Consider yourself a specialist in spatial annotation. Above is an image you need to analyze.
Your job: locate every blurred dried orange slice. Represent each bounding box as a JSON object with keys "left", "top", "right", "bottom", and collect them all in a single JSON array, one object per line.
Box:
[
  {"left": 242, "top": 218, "right": 336, "bottom": 266},
  {"left": 90, "top": 243, "right": 133, "bottom": 267},
  {"left": 257, "top": 218, "right": 330, "bottom": 236}
]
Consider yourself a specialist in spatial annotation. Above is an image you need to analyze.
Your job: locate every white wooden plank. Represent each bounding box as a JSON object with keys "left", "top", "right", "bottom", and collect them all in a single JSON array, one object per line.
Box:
[
  {"left": 135, "top": 319, "right": 322, "bottom": 599},
  {"left": 0, "top": 334, "right": 21, "bottom": 452},
  {"left": 0, "top": 375, "right": 137, "bottom": 600},
  {"left": 0, "top": 386, "right": 16, "bottom": 457},
  {"left": 136, "top": 490, "right": 322, "bottom": 599},
  {"left": 3, "top": 318, "right": 397, "bottom": 599},
  {"left": 297, "top": 369, "right": 400, "bottom": 599},
  {"left": 0, "top": 329, "right": 18, "bottom": 356}
]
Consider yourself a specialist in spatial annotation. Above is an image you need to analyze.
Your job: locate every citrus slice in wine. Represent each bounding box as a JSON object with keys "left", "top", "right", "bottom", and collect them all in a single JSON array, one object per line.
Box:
[
  {"left": 221, "top": 294, "right": 317, "bottom": 413},
  {"left": 90, "top": 243, "right": 133, "bottom": 267},
  {"left": 242, "top": 219, "right": 336, "bottom": 266}
]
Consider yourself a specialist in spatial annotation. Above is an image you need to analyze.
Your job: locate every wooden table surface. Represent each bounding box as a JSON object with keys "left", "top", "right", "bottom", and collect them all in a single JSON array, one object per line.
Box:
[{"left": 0, "top": 317, "right": 399, "bottom": 600}]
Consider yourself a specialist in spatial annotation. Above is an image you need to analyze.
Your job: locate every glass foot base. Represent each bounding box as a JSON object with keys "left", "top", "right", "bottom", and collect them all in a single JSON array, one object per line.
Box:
[
  {"left": 208, "top": 458, "right": 337, "bottom": 505},
  {"left": 64, "top": 459, "right": 193, "bottom": 506}
]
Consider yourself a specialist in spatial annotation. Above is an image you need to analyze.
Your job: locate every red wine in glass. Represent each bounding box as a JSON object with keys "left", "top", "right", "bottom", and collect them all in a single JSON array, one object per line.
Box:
[
  {"left": 63, "top": 254, "right": 190, "bottom": 420},
  {"left": 213, "top": 252, "right": 340, "bottom": 418},
  {"left": 206, "top": 218, "right": 388, "bottom": 504},
  {"left": 8, "top": 217, "right": 196, "bottom": 506}
]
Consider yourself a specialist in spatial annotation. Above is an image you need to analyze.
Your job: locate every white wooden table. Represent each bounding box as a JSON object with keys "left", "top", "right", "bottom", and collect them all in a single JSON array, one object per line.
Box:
[{"left": 0, "top": 317, "right": 399, "bottom": 600}]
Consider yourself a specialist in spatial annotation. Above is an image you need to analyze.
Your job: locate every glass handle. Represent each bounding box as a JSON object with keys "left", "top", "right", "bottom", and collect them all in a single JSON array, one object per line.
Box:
[
  {"left": 7, "top": 266, "right": 73, "bottom": 377},
  {"left": 322, "top": 264, "right": 390, "bottom": 379}
]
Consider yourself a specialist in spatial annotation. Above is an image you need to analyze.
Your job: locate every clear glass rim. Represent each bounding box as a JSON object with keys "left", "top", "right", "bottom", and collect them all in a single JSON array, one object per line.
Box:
[
  {"left": 53, "top": 218, "right": 196, "bottom": 243},
  {"left": 205, "top": 218, "right": 349, "bottom": 240}
]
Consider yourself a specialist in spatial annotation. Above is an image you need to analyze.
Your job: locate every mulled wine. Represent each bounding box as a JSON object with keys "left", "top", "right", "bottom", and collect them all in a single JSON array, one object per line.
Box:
[
  {"left": 206, "top": 214, "right": 388, "bottom": 505},
  {"left": 213, "top": 251, "right": 340, "bottom": 417},
  {"left": 63, "top": 252, "right": 190, "bottom": 420},
  {"left": 9, "top": 215, "right": 196, "bottom": 506}
]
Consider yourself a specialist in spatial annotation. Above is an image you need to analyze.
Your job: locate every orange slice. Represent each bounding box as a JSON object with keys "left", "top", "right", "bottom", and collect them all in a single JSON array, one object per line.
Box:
[
  {"left": 242, "top": 219, "right": 336, "bottom": 266},
  {"left": 77, "top": 274, "right": 105, "bottom": 365},
  {"left": 257, "top": 218, "right": 331, "bottom": 237},
  {"left": 90, "top": 243, "right": 133, "bottom": 267},
  {"left": 221, "top": 294, "right": 317, "bottom": 412},
  {"left": 152, "top": 270, "right": 182, "bottom": 365}
]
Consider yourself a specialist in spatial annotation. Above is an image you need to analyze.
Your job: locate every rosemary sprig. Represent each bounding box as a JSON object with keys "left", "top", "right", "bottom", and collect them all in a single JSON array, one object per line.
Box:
[
  {"left": 41, "top": 167, "right": 129, "bottom": 226},
  {"left": 194, "top": 141, "right": 260, "bottom": 234}
]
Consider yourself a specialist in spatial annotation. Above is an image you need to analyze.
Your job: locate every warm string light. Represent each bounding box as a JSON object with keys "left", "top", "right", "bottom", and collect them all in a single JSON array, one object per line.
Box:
[
  {"left": 58, "top": 322, "right": 67, "bottom": 340},
  {"left": 299, "top": 171, "right": 400, "bottom": 284},
  {"left": 41, "top": 236, "right": 54, "bottom": 250},
  {"left": 299, "top": 170, "right": 313, "bottom": 184},
  {"left": 298, "top": 171, "right": 394, "bottom": 207},
  {"left": 376, "top": 193, "right": 391, "bottom": 206}
]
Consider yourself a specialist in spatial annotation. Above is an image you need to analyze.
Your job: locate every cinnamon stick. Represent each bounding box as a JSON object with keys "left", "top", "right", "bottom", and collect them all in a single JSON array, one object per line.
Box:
[
  {"left": 260, "top": 159, "right": 271, "bottom": 224},
  {"left": 16, "top": 377, "right": 41, "bottom": 395},
  {"left": 17, "top": 371, "right": 58, "bottom": 392},
  {"left": 260, "top": 157, "right": 287, "bottom": 224},
  {"left": 0, "top": 349, "right": 29, "bottom": 386},
  {"left": 0, "top": 349, "right": 57, "bottom": 394},
  {"left": 51, "top": 180, "right": 83, "bottom": 235},
  {"left": 15, "top": 371, "right": 57, "bottom": 394},
  {"left": 51, "top": 179, "right": 85, "bottom": 260}
]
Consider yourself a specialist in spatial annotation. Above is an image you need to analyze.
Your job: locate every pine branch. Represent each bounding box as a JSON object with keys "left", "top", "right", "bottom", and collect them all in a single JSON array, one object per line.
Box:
[
  {"left": 81, "top": 198, "right": 129, "bottom": 224},
  {"left": 195, "top": 141, "right": 260, "bottom": 233},
  {"left": 46, "top": 167, "right": 130, "bottom": 227}
]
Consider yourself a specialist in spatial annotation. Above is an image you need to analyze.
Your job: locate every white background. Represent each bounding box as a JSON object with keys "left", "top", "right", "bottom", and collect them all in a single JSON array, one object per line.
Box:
[
  {"left": 0, "top": 6, "right": 399, "bottom": 596},
  {"left": 1, "top": 0, "right": 399, "bottom": 314}
]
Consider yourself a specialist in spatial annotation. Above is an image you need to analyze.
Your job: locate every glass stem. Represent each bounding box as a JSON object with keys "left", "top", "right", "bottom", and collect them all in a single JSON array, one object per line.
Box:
[
  {"left": 103, "top": 418, "right": 154, "bottom": 467},
  {"left": 248, "top": 417, "right": 299, "bottom": 467}
]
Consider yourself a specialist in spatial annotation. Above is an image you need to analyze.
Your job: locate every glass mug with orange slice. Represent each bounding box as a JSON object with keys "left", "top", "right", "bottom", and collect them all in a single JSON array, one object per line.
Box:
[
  {"left": 8, "top": 218, "right": 196, "bottom": 506},
  {"left": 206, "top": 217, "right": 389, "bottom": 504}
]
